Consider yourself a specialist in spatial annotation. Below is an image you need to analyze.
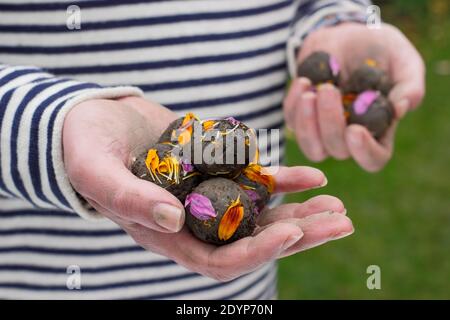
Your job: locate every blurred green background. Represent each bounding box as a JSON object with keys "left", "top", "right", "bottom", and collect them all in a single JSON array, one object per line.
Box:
[{"left": 278, "top": 0, "right": 450, "bottom": 299}]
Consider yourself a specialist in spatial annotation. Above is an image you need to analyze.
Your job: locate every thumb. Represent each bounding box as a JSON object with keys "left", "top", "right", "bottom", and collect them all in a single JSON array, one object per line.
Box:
[{"left": 85, "top": 159, "right": 185, "bottom": 233}]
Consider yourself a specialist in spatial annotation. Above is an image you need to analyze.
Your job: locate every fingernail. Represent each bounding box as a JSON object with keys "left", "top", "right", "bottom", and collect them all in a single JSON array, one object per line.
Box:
[
  {"left": 299, "top": 77, "right": 312, "bottom": 87},
  {"left": 396, "top": 99, "right": 410, "bottom": 119},
  {"left": 153, "top": 203, "right": 185, "bottom": 232},
  {"left": 331, "top": 228, "right": 354, "bottom": 241},
  {"left": 320, "top": 176, "right": 328, "bottom": 187},
  {"left": 281, "top": 232, "right": 303, "bottom": 251},
  {"left": 348, "top": 133, "right": 362, "bottom": 148}
]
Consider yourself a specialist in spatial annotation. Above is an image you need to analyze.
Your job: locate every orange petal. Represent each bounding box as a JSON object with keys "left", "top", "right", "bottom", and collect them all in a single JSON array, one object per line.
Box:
[
  {"left": 202, "top": 120, "right": 216, "bottom": 131},
  {"left": 365, "top": 59, "right": 377, "bottom": 67},
  {"left": 177, "top": 113, "right": 197, "bottom": 145},
  {"left": 145, "top": 149, "right": 159, "bottom": 173},
  {"left": 243, "top": 164, "right": 275, "bottom": 193},
  {"left": 218, "top": 198, "right": 244, "bottom": 241},
  {"left": 158, "top": 160, "right": 169, "bottom": 174},
  {"left": 178, "top": 129, "right": 192, "bottom": 145}
]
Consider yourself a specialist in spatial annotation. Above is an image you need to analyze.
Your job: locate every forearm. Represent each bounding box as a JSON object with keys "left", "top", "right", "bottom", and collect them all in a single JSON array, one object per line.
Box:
[{"left": 0, "top": 64, "right": 142, "bottom": 216}]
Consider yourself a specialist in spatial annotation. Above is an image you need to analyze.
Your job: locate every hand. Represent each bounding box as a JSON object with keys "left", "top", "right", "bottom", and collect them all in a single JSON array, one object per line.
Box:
[
  {"left": 284, "top": 23, "right": 425, "bottom": 172},
  {"left": 112, "top": 166, "right": 352, "bottom": 281},
  {"left": 63, "top": 97, "right": 353, "bottom": 281},
  {"left": 63, "top": 96, "right": 184, "bottom": 233}
]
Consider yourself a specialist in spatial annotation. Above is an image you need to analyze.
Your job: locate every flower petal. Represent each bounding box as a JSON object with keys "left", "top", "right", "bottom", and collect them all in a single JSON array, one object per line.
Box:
[
  {"left": 185, "top": 193, "right": 216, "bottom": 220},
  {"left": 242, "top": 164, "right": 275, "bottom": 193},
  {"left": 225, "top": 117, "right": 240, "bottom": 126},
  {"left": 218, "top": 197, "right": 244, "bottom": 241},
  {"left": 202, "top": 120, "right": 216, "bottom": 131},
  {"left": 353, "top": 90, "right": 380, "bottom": 115},
  {"left": 244, "top": 189, "right": 260, "bottom": 202},
  {"left": 181, "top": 159, "right": 194, "bottom": 173},
  {"left": 329, "top": 55, "right": 340, "bottom": 77},
  {"left": 145, "top": 149, "right": 159, "bottom": 173}
]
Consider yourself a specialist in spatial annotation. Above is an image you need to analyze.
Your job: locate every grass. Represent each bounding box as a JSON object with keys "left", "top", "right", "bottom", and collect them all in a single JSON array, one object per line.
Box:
[{"left": 277, "top": 2, "right": 450, "bottom": 299}]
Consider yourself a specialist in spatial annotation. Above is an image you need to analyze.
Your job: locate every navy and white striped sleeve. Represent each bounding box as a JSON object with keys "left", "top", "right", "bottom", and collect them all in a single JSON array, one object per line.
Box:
[
  {"left": 0, "top": 65, "right": 143, "bottom": 219},
  {"left": 287, "top": 0, "right": 372, "bottom": 77}
]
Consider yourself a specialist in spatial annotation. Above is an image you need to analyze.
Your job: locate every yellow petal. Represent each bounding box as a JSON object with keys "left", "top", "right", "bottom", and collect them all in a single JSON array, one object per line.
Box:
[
  {"left": 218, "top": 197, "right": 244, "bottom": 241},
  {"left": 365, "top": 59, "right": 377, "bottom": 67},
  {"left": 177, "top": 113, "right": 197, "bottom": 145},
  {"left": 145, "top": 149, "right": 159, "bottom": 173},
  {"left": 243, "top": 164, "right": 275, "bottom": 193},
  {"left": 178, "top": 130, "right": 192, "bottom": 145},
  {"left": 202, "top": 120, "right": 216, "bottom": 131},
  {"left": 158, "top": 160, "right": 169, "bottom": 174}
]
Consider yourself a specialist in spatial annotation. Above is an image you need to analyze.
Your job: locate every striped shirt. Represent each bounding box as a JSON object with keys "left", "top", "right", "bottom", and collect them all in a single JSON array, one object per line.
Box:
[{"left": 0, "top": 0, "right": 369, "bottom": 299}]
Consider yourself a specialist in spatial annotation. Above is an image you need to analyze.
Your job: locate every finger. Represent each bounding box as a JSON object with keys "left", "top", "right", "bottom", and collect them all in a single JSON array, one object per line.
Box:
[
  {"left": 269, "top": 165, "right": 327, "bottom": 194},
  {"left": 278, "top": 212, "right": 354, "bottom": 258},
  {"left": 316, "top": 84, "right": 350, "bottom": 159},
  {"left": 294, "top": 91, "right": 328, "bottom": 161},
  {"left": 345, "top": 123, "right": 397, "bottom": 172},
  {"left": 76, "top": 157, "right": 185, "bottom": 233},
  {"left": 207, "top": 222, "right": 304, "bottom": 281},
  {"left": 388, "top": 28, "right": 426, "bottom": 117},
  {"left": 126, "top": 220, "right": 303, "bottom": 282},
  {"left": 283, "top": 77, "right": 312, "bottom": 130},
  {"left": 258, "top": 195, "right": 346, "bottom": 226},
  {"left": 84, "top": 197, "right": 136, "bottom": 227}
]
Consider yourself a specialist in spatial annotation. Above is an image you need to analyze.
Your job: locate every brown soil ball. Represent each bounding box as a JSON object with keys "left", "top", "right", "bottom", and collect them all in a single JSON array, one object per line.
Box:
[
  {"left": 192, "top": 118, "right": 258, "bottom": 177},
  {"left": 185, "top": 178, "right": 256, "bottom": 245},
  {"left": 345, "top": 61, "right": 392, "bottom": 95},
  {"left": 131, "top": 143, "right": 201, "bottom": 203},
  {"left": 347, "top": 91, "right": 394, "bottom": 139},
  {"left": 297, "top": 51, "right": 340, "bottom": 86}
]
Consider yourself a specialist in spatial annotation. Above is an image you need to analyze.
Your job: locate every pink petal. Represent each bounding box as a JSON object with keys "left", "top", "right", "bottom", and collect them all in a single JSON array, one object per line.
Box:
[
  {"left": 181, "top": 159, "right": 194, "bottom": 173},
  {"left": 225, "top": 117, "right": 240, "bottom": 126},
  {"left": 244, "top": 189, "right": 260, "bottom": 202},
  {"left": 185, "top": 193, "right": 216, "bottom": 220},
  {"left": 353, "top": 90, "right": 380, "bottom": 115},
  {"left": 329, "top": 56, "right": 340, "bottom": 77}
]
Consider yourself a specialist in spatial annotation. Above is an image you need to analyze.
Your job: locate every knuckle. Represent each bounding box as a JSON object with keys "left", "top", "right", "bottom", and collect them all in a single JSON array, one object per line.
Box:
[
  {"left": 66, "top": 161, "right": 92, "bottom": 193},
  {"left": 111, "top": 189, "right": 133, "bottom": 215}
]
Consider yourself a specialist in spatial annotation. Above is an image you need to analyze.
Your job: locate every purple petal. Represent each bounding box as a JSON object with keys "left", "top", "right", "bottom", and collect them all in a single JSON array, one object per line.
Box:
[
  {"left": 181, "top": 159, "right": 194, "bottom": 173},
  {"left": 353, "top": 90, "right": 380, "bottom": 115},
  {"left": 225, "top": 117, "right": 240, "bottom": 126},
  {"left": 253, "top": 206, "right": 260, "bottom": 216},
  {"left": 185, "top": 193, "right": 216, "bottom": 220},
  {"left": 329, "top": 56, "right": 340, "bottom": 77},
  {"left": 245, "top": 189, "right": 260, "bottom": 202}
]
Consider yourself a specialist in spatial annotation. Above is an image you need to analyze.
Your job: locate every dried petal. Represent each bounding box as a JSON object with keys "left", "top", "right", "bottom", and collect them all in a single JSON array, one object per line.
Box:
[
  {"left": 218, "top": 197, "right": 244, "bottom": 241},
  {"left": 202, "top": 120, "right": 216, "bottom": 131},
  {"left": 185, "top": 193, "right": 217, "bottom": 220},
  {"left": 329, "top": 56, "right": 340, "bottom": 77},
  {"left": 145, "top": 149, "right": 159, "bottom": 174},
  {"left": 244, "top": 189, "right": 260, "bottom": 202},
  {"left": 353, "top": 90, "right": 380, "bottom": 115},
  {"left": 177, "top": 113, "right": 197, "bottom": 145},
  {"left": 225, "top": 117, "right": 240, "bottom": 126},
  {"left": 242, "top": 164, "right": 275, "bottom": 193},
  {"left": 365, "top": 58, "right": 377, "bottom": 67},
  {"left": 343, "top": 93, "right": 357, "bottom": 106},
  {"left": 181, "top": 159, "right": 194, "bottom": 173}
]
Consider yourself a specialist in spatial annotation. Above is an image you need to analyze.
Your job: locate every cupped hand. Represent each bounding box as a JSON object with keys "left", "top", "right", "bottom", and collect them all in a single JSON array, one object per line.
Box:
[
  {"left": 284, "top": 22, "right": 425, "bottom": 172},
  {"left": 63, "top": 97, "right": 353, "bottom": 282}
]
